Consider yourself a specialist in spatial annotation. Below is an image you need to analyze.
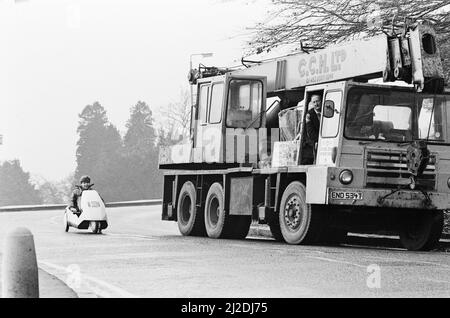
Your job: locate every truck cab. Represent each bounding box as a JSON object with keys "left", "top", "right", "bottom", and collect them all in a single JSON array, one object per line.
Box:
[{"left": 159, "top": 73, "right": 268, "bottom": 168}]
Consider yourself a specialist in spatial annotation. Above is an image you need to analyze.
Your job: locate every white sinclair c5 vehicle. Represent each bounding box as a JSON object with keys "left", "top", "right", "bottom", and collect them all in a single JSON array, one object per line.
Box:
[{"left": 64, "top": 185, "right": 108, "bottom": 234}]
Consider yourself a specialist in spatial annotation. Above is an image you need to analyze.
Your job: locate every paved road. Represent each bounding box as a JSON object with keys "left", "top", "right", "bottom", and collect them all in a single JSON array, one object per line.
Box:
[{"left": 0, "top": 205, "right": 449, "bottom": 298}]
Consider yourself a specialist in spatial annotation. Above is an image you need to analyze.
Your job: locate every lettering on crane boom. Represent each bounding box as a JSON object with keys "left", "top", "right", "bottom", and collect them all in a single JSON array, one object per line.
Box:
[
  {"left": 298, "top": 49, "right": 347, "bottom": 84},
  {"left": 282, "top": 35, "right": 388, "bottom": 88}
]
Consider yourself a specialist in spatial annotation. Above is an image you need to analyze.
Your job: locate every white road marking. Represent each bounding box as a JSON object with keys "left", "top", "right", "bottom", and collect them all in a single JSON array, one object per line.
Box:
[
  {"left": 38, "top": 261, "right": 137, "bottom": 298},
  {"left": 105, "top": 233, "right": 157, "bottom": 241},
  {"left": 343, "top": 243, "right": 405, "bottom": 252},
  {"left": 306, "top": 256, "right": 367, "bottom": 268},
  {"left": 365, "top": 255, "right": 450, "bottom": 270}
]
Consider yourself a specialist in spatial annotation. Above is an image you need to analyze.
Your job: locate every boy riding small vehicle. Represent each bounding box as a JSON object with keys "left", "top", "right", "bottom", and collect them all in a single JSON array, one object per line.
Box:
[{"left": 64, "top": 175, "right": 108, "bottom": 234}]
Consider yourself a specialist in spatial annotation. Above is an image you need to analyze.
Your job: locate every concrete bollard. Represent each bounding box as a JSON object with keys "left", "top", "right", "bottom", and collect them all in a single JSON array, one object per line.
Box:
[{"left": 2, "top": 227, "right": 39, "bottom": 298}]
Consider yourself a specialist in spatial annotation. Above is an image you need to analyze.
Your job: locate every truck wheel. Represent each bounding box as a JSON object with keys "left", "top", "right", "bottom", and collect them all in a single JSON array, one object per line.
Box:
[
  {"left": 204, "top": 182, "right": 233, "bottom": 238},
  {"left": 399, "top": 211, "right": 443, "bottom": 251},
  {"left": 177, "top": 181, "right": 205, "bottom": 236},
  {"left": 279, "top": 181, "right": 325, "bottom": 245}
]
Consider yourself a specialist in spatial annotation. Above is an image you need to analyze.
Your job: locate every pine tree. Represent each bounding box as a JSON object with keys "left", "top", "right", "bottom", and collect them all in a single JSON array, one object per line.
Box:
[
  {"left": 75, "top": 102, "right": 125, "bottom": 202},
  {"left": 123, "top": 101, "right": 161, "bottom": 200},
  {"left": 124, "top": 101, "right": 156, "bottom": 158},
  {"left": 0, "top": 160, "right": 42, "bottom": 206}
]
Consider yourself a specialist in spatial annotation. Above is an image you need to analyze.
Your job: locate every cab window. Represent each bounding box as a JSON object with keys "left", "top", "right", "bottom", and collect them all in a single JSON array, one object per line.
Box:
[
  {"left": 209, "top": 83, "right": 224, "bottom": 124},
  {"left": 198, "top": 84, "right": 210, "bottom": 123},
  {"left": 226, "top": 80, "right": 263, "bottom": 128}
]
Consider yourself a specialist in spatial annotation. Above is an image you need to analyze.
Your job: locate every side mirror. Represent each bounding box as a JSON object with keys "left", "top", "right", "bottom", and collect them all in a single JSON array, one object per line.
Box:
[{"left": 323, "top": 100, "right": 335, "bottom": 118}]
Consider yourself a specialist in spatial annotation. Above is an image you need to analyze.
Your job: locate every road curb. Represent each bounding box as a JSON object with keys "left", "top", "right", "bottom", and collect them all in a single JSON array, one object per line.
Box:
[
  {"left": 37, "top": 267, "right": 78, "bottom": 298},
  {"left": 0, "top": 200, "right": 162, "bottom": 213},
  {"left": 0, "top": 255, "right": 78, "bottom": 298}
]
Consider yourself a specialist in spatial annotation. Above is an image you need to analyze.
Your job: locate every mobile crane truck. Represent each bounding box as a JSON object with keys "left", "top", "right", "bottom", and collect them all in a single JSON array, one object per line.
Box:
[{"left": 159, "top": 21, "right": 449, "bottom": 251}]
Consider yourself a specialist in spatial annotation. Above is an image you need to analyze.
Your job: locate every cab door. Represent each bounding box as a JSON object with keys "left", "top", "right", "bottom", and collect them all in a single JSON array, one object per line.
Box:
[
  {"left": 203, "top": 79, "right": 225, "bottom": 163},
  {"left": 223, "top": 75, "right": 267, "bottom": 165},
  {"left": 193, "top": 77, "right": 226, "bottom": 163}
]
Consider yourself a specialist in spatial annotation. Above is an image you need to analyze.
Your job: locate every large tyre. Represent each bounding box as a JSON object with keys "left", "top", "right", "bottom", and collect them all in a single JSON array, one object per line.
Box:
[
  {"left": 279, "top": 181, "right": 325, "bottom": 245},
  {"left": 177, "top": 181, "right": 205, "bottom": 236},
  {"left": 399, "top": 210, "right": 443, "bottom": 251},
  {"left": 204, "top": 182, "right": 233, "bottom": 239}
]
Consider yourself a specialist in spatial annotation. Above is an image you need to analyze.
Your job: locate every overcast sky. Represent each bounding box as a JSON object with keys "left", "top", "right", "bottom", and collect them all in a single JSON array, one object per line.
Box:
[{"left": 0, "top": 0, "right": 271, "bottom": 181}]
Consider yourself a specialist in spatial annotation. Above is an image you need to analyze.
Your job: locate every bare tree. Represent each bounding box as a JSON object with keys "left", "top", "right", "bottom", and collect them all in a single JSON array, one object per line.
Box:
[
  {"left": 157, "top": 89, "right": 192, "bottom": 146},
  {"left": 32, "top": 174, "right": 74, "bottom": 204},
  {"left": 246, "top": 0, "right": 450, "bottom": 55}
]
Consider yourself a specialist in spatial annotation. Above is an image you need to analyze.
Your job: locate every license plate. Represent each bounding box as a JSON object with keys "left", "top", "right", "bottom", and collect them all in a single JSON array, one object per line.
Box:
[
  {"left": 330, "top": 191, "right": 363, "bottom": 200},
  {"left": 88, "top": 201, "right": 101, "bottom": 208}
]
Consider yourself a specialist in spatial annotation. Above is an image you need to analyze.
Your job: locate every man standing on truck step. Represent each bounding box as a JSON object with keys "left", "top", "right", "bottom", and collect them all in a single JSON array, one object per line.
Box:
[{"left": 303, "top": 94, "right": 322, "bottom": 164}]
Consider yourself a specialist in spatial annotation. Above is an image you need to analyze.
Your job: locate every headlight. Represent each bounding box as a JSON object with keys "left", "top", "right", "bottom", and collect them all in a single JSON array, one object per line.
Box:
[
  {"left": 339, "top": 170, "right": 353, "bottom": 185},
  {"left": 447, "top": 177, "right": 450, "bottom": 189}
]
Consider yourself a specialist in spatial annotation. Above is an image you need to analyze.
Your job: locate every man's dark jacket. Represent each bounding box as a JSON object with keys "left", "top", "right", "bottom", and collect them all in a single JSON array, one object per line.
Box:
[
  {"left": 305, "top": 108, "right": 320, "bottom": 146},
  {"left": 69, "top": 187, "right": 83, "bottom": 211}
]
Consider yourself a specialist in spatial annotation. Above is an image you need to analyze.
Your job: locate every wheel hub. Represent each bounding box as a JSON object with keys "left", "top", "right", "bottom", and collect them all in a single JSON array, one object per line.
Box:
[
  {"left": 208, "top": 197, "right": 220, "bottom": 227},
  {"left": 284, "top": 196, "right": 301, "bottom": 230},
  {"left": 181, "top": 195, "right": 192, "bottom": 224}
]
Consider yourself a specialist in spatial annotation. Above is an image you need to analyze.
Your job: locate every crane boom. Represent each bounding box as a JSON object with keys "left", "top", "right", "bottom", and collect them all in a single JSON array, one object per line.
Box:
[
  {"left": 190, "top": 22, "right": 444, "bottom": 94},
  {"left": 232, "top": 35, "right": 390, "bottom": 93}
]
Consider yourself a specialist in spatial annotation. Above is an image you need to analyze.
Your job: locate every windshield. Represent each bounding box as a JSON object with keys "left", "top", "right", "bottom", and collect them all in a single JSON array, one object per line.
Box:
[{"left": 345, "top": 87, "right": 450, "bottom": 144}]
